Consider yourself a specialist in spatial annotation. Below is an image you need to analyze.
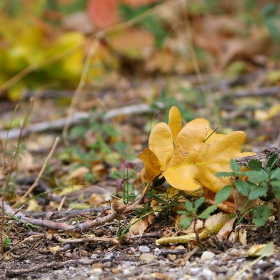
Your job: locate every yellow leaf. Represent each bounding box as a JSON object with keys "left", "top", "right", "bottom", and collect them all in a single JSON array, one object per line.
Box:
[
  {"left": 168, "top": 106, "right": 182, "bottom": 141},
  {"left": 266, "top": 104, "right": 280, "bottom": 120},
  {"left": 139, "top": 148, "right": 161, "bottom": 182},
  {"left": 168, "top": 118, "right": 210, "bottom": 167},
  {"left": 26, "top": 199, "right": 41, "bottom": 212},
  {"left": 164, "top": 167, "right": 201, "bottom": 192},
  {"left": 139, "top": 106, "right": 250, "bottom": 194},
  {"left": 165, "top": 118, "right": 247, "bottom": 193},
  {"left": 148, "top": 123, "right": 174, "bottom": 170}
]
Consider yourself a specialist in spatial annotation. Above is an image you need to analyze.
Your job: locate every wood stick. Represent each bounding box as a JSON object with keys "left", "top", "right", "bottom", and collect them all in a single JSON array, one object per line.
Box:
[{"left": 0, "top": 103, "right": 164, "bottom": 140}]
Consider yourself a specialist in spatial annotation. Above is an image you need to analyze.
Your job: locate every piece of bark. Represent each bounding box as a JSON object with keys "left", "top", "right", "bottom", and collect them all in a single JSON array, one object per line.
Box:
[{"left": 236, "top": 147, "right": 280, "bottom": 168}]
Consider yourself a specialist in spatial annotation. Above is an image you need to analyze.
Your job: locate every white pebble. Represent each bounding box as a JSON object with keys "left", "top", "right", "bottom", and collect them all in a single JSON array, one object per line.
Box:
[
  {"left": 139, "top": 245, "right": 150, "bottom": 253},
  {"left": 201, "top": 251, "right": 215, "bottom": 261},
  {"left": 202, "top": 268, "right": 215, "bottom": 278},
  {"left": 91, "top": 268, "right": 102, "bottom": 276},
  {"left": 153, "top": 248, "right": 161, "bottom": 255}
]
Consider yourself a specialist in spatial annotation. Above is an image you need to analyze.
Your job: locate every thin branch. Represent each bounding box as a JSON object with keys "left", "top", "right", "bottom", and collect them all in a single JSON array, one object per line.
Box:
[
  {"left": 52, "top": 234, "right": 118, "bottom": 245},
  {"left": 0, "top": 103, "right": 164, "bottom": 140}
]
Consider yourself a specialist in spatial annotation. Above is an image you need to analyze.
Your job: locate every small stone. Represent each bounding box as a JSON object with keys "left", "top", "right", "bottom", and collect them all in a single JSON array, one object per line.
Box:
[
  {"left": 104, "top": 252, "right": 113, "bottom": 260},
  {"left": 202, "top": 268, "right": 215, "bottom": 278},
  {"left": 139, "top": 245, "right": 150, "bottom": 253},
  {"left": 80, "top": 249, "right": 89, "bottom": 257},
  {"left": 139, "top": 253, "right": 155, "bottom": 263},
  {"left": 123, "top": 261, "right": 133, "bottom": 267},
  {"left": 64, "top": 252, "right": 72, "bottom": 258},
  {"left": 92, "top": 263, "right": 104, "bottom": 269},
  {"left": 167, "top": 254, "right": 177, "bottom": 261},
  {"left": 154, "top": 248, "right": 161, "bottom": 255},
  {"left": 190, "top": 267, "right": 200, "bottom": 275},
  {"left": 201, "top": 251, "right": 215, "bottom": 261},
  {"left": 111, "top": 267, "right": 120, "bottom": 274},
  {"left": 91, "top": 268, "right": 102, "bottom": 276}
]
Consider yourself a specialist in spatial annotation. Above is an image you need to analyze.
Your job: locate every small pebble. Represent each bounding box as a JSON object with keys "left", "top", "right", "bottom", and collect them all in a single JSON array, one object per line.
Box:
[
  {"left": 64, "top": 252, "right": 72, "bottom": 258},
  {"left": 202, "top": 268, "right": 215, "bottom": 278},
  {"left": 167, "top": 254, "right": 177, "bottom": 261},
  {"left": 139, "top": 253, "right": 155, "bottom": 263},
  {"left": 190, "top": 267, "right": 200, "bottom": 275},
  {"left": 91, "top": 268, "right": 102, "bottom": 276},
  {"left": 111, "top": 267, "right": 120, "bottom": 274},
  {"left": 123, "top": 261, "right": 133, "bottom": 267},
  {"left": 139, "top": 245, "right": 150, "bottom": 253},
  {"left": 104, "top": 252, "right": 113, "bottom": 260},
  {"left": 154, "top": 248, "right": 161, "bottom": 255},
  {"left": 201, "top": 251, "right": 215, "bottom": 261},
  {"left": 92, "top": 263, "right": 104, "bottom": 269}
]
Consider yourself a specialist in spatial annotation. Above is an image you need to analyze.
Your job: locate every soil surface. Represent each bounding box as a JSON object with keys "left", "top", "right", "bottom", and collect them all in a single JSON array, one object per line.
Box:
[
  {"left": 1, "top": 207, "right": 280, "bottom": 279},
  {"left": 1, "top": 77, "right": 280, "bottom": 279}
]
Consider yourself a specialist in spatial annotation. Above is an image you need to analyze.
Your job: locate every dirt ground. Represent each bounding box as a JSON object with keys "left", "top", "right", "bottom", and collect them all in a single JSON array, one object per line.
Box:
[
  {"left": 1, "top": 213, "right": 280, "bottom": 280},
  {"left": 1, "top": 76, "right": 280, "bottom": 279}
]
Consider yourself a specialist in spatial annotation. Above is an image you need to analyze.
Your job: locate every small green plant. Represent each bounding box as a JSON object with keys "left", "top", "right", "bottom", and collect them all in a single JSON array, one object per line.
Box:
[
  {"left": 178, "top": 197, "right": 217, "bottom": 230},
  {"left": 111, "top": 167, "right": 139, "bottom": 204},
  {"left": 69, "top": 110, "right": 133, "bottom": 183},
  {"left": 215, "top": 153, "right": 280, "bottom": 226},
  {"left": 3, "top": 236, "right": 12, "bottom": 251}
]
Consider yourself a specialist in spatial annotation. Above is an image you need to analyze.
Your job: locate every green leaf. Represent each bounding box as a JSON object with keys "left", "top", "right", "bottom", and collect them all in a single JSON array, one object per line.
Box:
[
  {"left": 270, "top": 168, "right": 280, "bottom": 180},
  {"left": 267, "top": 153, "right": 279, "bottom": 170},
  {"left": 230, "top": 159, "right": 240, "bottom": 173},
  {"left": 271, "top": 181, "right": 280, "bottom": 198},
  {"left": 198, "top": 205, "right": 217, "bottom": 219},
  {"left": 215, "top": 172, "right": 235, "bottom": 178},
  {"left": 253, "top": 204, "right": 271, "bottom": 226},
  {"left": 215, "top": 185, "right": 232, "bottom": 204},
  {"left": 194, "top": 197, "right": 205, "bottom": 210},
  {"left": 70, "top": 125, "right": 88, "bottom": 137},
  {"left": 185, "top": 201, "right": 194, "bottom": 212},
  {"left": 235, "top": 180, "right": 250, "bottom": 196},
  {"left": 248, "top": 183, "right": 268, "bottom": 200},
  {"left": 247, "top": 169, "right": 268, "bottom": 183},
  {"left": 248, "top": 159, "right": 262, "bottom": 171},
  {"left": 180, "top": 216, "right": 193, "bottom": 230}
]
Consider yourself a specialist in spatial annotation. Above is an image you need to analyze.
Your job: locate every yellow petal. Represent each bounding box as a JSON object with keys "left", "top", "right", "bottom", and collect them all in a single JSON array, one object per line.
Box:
[
  {"left": 149, "top": 123, "right": 174, "bottom": 170},
  {"left": 168, "top": 106, "right": 182, "bottom": 141}
]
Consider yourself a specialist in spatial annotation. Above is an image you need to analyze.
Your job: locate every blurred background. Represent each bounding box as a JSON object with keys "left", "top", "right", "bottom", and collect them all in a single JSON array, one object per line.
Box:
[{"left": 1, "top": 0, "right": 280, "bottom": 205}]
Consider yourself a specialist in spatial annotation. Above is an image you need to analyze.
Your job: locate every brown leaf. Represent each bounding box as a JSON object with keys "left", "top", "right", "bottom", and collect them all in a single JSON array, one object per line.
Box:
[{"left": 128, "top": 217, "right": 149, "bottom": 236}]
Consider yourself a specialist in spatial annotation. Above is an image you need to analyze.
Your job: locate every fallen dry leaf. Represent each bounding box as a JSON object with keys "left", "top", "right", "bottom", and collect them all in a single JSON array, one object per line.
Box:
[
  {"left": 239, "top": 228, "right": 247, "bottom": 245},
  {"left": 128, "top": 217, "right": 149, "bottom": 236},
  {"left": 140, "top": 106, "right": 252, "bottom": 194},
  {"left": 217, "top": 217, "right": 236, "bottom": 240}
]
